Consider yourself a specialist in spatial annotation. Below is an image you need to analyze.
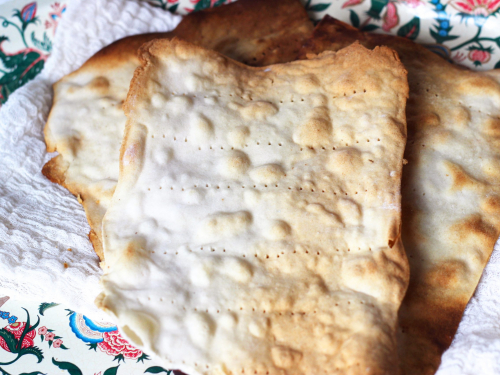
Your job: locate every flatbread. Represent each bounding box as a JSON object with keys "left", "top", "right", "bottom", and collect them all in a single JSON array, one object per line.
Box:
[
  {"left": 299, "top": 16, "right": 500, "bottom": 375},
  {"left": 42, "top": 0, "right": 313, "bottom": 260},
  {"left": 97, "top": 38, "right": 409, "bottom": 375}
]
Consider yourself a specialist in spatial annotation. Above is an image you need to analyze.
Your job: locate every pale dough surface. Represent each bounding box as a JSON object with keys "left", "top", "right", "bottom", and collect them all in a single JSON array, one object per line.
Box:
[
  {"left": 98, "top": 39, "right": 409, "bottom": 375},
  {"left": 42, "top": 0, "right": 313, "bottom": 259},
  {"left": 299, "top": 16, "right": 500, "bottom": 375}
]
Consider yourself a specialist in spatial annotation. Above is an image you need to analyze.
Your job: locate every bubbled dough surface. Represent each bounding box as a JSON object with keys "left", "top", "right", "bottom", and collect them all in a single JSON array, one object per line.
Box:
[
  {"left": 99, "top": 39, "right": 409, "bottom": 375},
  {"left": 44, "top": 62, "right": 137, "bottom": 257},
  {"left": 42, "top": 0, "right": 314, "bottom": 260},
  {"left": 398, "top": 54, "right": 500, "bottom": 374},
  {"left": 299, "top": 17, "right": 500, "bottom": 375}
]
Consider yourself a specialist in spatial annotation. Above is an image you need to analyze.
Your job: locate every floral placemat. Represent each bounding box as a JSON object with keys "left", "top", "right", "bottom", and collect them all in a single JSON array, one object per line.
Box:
[
  {"left": 307, "top": 0, "right": 500, "bottom": 69},
  {"left": 0, "top": 0, "right": 65, "bottom": 105},
  {"left": 0, "top": 296, "right": 180, "bottom": 375}
]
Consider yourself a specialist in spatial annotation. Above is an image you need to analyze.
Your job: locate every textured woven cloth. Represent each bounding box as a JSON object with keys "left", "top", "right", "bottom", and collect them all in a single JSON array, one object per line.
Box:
[
  {"left": 438, "top": 241, "right": 500, "bottom": 375},
  {"left": 0, "top": 0, "right": 499, "bottom": 372},
  {"left": 0, "top": 0, "right": 180, "bottom": 319}
]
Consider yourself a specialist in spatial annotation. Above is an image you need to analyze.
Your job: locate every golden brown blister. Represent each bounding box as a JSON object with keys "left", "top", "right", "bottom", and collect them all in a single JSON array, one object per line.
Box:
[
  {"left": 299, "top": 15, "right": 500, "bottom": 375},
  {"left": 42, "top": 0, "right": 314, "bottom": 260},
  {"left": 99, "top": 38, "right": 409, "bottom": 375}
]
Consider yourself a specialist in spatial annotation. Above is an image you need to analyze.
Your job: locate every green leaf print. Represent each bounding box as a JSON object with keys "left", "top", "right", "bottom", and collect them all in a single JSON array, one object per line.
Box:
[
  {"left": 51, "top": 358, "right": 83, "bottom": 375},
  {"left": 38, "top": 302, "right": 59, "bottom": 316},
  {"left": 397, "top": 16, "right": 420, "bottom": 40},
  {"left": 349, "top": 10, "right": 360, "bottom": 28},
  {"left": 19, "top": 346, "right": 44, "bottom": 363},
  {"left": 144, "top": 366, "right": 172, "bottom": 374},
  {"left": 103, "top": 365, "right": 120, "bottom": 375},
  {"left": 0, "top": 329, "right": 18, "bottom": 353},
  {"left": 307, "top": 3, "right": 331, "bottom": 12}
]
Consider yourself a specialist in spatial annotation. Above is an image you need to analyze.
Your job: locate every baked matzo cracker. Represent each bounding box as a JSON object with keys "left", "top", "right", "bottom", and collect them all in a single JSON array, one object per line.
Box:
[
  {"left": 300, "top": 16, "right": 500, "bottom": 375},
  {"left": 98, "top": 39, "right": 409, "bottom": 375},
  {"left": 42, "top": 0, "right": 313, "bottom": 260}
]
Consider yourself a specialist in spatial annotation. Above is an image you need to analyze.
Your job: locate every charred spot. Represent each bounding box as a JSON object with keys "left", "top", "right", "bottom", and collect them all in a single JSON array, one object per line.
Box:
[
  {"left": 408, "top": 112, "right": 440, "bottom": 130},
  {"left": 443, "top": 161, "right": 479, "bottom": 190},
  {"left": 482, "top": 116, "right": 500, "bottom": 138},
  {"left": 88, "top": 229, "right": 104, "bottom": 261},
  {"left": 41, "top": 155, "right": 69, "bottom": 186},
  {"left": 400, "top": 283, "right": 469, "bottom": 365},
  {"left": 88, "top": 76, "right": 110, "bottom": 92},
  {"left": 451, "top": 213, "right": 498, "bottom": 246},
  {"left": 425, "top": 260, "right": 467, "bottom": 289},
  {"left": 481, "top": 195, "right": 500, "bottom": 214}
]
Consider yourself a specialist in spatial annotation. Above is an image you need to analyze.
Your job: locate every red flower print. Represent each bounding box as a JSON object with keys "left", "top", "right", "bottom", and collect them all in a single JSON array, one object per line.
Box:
[
  {"left": 468, "top": 48, "right": 491, "bottom": 66},
  {"left": 342, "top": 0, "right": 364, "bottom": 8},
  {"left": 38, "top": 326, "right": 48, "bottom": 335},
  {"left": 452, "top": 51, "right": 467, "bottom": 63},
  {"left": 53, "top": 339, "right": 63, "bottom": 348},
  {"left": 20, "top": 2, "right": 37, "bottom": 22},
  {"left": 450, "top": 0, "right": 500, "bottom": 16},
  {"left": 0, "top": 322, "right": 35, "bottom": 352},
  {"left": 400, "top": 0, "right": 423, "bottom": 7},
  {"left": 98, "top": 330, "right": 143, "bottom": 359},
  {"left": 382, "top": 2, "right": 399, "bottom": 31},
  {"left": 45, "top": 332, "right": 55, "bottom": 341}
]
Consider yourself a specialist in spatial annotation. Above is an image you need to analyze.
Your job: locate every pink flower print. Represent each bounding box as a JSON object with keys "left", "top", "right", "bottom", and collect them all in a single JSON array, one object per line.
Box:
[
  {"left": 53, "top": 339, "right": 63, "bottom": 348},
  {"left": 45, "top": 2, "right": 66, "bottom": 35},
  {"left": 98, "top": 330, "right": 143, "bottom": 359},
  {"left": 468, "top": 48, "right": 491, "bottom": 66},
  {"left": 382, "top": 2, "right": 399, "bottom": 31},
  {"left": 21, "top": 2, "right": 37, "bottom": 22},
  {"left": 45, "top": 332, "right": 55, "bottom": 341},
  {"left": 452, "top": 51, "right": 467, "bottom": 63},
  {"left": 342, "top": 0, "right": 364, "bottom": 8},
  {"left": 451, "top": 0, "right": 500, "bottom": 16},
  {"left": 400, "top": 0, "right": 424, "bottom": 7},
  {"left": 38, "top": 326, "right": 48, "bottom": 335}
]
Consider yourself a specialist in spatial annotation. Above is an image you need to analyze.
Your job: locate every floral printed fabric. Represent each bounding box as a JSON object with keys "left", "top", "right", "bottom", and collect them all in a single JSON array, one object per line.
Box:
[
  {"left": 0, "top": 297, "right": 173, "bottom": 375},
  {"left": 98, "top": 331, "right": 144, "bottom": 358},
  {"left": 313, "top": 0, "right": 500, "bottom": 70},
  {"left": 0, "top": 1, "right": 66, "bottom": 106}
]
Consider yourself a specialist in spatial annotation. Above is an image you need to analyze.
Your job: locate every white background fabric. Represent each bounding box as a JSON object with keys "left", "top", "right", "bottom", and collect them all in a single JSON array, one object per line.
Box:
[
  {"left": 0, "top": 0, "right": 499, "bottom": 372},
  {"left": 0, "top": 0, "right": 181, "bottom": 319},
  {"left": 437, "top": 240, "right": 500, "bottom": 375}
]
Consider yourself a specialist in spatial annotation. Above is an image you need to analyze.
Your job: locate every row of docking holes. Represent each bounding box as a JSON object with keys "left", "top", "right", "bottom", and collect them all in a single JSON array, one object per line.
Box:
[
  {"left": 167, "top": 89, "right": 368, "bottom": 102},
  {"left": 142, "top": 299, "right": 374, "bottom": 313},
  {"left": 148, "top": 247, "right": 372, "bottom": 256},
  {"left": 147, "top": 185, "right": 368, "bottom": 195},
  {"left": 150, "top": 136, "right": 382, "bottom": 149}
]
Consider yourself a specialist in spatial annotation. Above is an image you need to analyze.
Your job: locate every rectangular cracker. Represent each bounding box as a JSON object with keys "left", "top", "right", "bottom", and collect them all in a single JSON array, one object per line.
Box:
[
  {"left": 42, "top": 0, "right": 313, "bottom": 260},
  {"left": 97, "top": 38, "right": 409, "bottom": 374},
  {"left": 300, "top": 16, "right": 500, "bottom": 375}
]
